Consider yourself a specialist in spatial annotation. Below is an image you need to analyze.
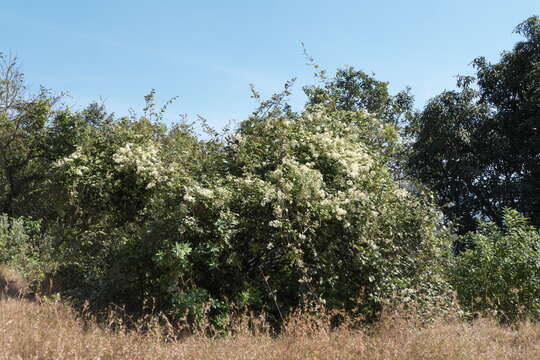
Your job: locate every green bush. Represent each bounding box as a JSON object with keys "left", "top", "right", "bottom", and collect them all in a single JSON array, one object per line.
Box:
[
  {"left": 0, "top": 53, "right": 456, "bottom": 326},
  {"left": 147, "top": 105, "right": 453, "bottom": 324},
  {"left": 449, "top": 209, "right": 540, "bottom": 322},
  {"left": 0, "top": 214, "right": 56, "bottom": 292}
]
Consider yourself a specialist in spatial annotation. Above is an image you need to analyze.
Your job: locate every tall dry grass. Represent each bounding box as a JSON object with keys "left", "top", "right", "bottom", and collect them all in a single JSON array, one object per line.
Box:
[
  {"left": 1, "top": 297, "right": 540, "bottom": 359},
  {"left": 0, "top": 265, "right": 28, "bottom": 299}
]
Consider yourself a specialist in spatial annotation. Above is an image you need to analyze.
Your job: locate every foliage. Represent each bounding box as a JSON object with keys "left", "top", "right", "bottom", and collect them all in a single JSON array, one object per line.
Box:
[
  {"left": 0, "top": 214, "right": 56, "bottom": 291},
  {"left": 449, "top": 209, "right": 540, "bottom": 322},
  {"left": 409, "top": 16, "right": 540, "bottom": 236},
  {"left": 4, "top": 64, "right": 448, "bottom": 325},
  {"left": 147, "top": 105, "right": 452, "bottom": 325},
  {"left": 304, "top": 66, "right": 414, "bottom": 128},
  {"left": 47, "top": 104, "right": 206, "bottom": 310},
  {"left": 0, "top": 53, "right": 95, "bottom": 222}
]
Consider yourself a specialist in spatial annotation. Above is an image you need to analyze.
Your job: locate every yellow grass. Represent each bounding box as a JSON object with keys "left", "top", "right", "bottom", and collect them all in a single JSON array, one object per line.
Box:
[
  {"left": 1, "top": 298, "right": 540, "bottom": 359},
  {"left": 0, "top": 265, "right": 28, "bottom": 299}
]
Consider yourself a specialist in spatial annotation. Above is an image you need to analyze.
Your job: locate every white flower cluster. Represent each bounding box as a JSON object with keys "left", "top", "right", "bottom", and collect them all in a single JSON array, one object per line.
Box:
[
  {"left": 183, "top": 184, "right": 215, "bottom": 202},
  {"left": 173, "top": 107, "right": 419, "bottom": 262},
  {"left": 269, "top": 156, "right": 325, "bottom": 202},
  {"left": 246, "top": 109, "right": 413, "bottom": 230},
  {"left": 113, "top": 142, "right": 167, "bottom": 189},
  {"left": 54, "top": 146, "right": 83, "bottom": 168},
  {"left": 54, "top": 146, "right": 95, "bottom": 180},
  {"left": 307, "top": 132, "right": 374, "bottom": 180}
]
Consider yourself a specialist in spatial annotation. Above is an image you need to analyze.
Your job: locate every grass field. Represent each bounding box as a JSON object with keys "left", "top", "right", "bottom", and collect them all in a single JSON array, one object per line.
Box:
[{"left": 1, "top": 298, "right": 540, "bottom": 359}]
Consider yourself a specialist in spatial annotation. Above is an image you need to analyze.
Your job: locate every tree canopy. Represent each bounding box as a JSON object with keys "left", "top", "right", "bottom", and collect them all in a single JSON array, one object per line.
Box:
[{"left": 409, "top": 16, "right": 540, "bottom": 236}]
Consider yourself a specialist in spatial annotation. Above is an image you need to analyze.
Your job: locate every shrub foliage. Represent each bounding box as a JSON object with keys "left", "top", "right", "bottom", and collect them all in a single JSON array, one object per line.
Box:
[{"left": 449, "top": 209, "right": 540, "bottom": 322}]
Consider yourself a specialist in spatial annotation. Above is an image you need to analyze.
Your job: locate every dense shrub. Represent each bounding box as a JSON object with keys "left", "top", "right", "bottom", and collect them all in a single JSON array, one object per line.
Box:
[
  {"left": 0, "top": 54, "right": 455, "bottom": 327},
  {"left": 145, "top": 106, "right": 453, "bottom": 325},
  {"left": 449, "top": 209, "right": 540, "bottom": 322},
  {"left": 0, "top": 214, "right": 55, "bottom": 292}
]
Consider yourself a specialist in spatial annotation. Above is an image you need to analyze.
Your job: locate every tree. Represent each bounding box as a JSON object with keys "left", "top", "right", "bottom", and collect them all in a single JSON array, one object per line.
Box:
[
  {"left": 304, "top": 66, "right": 414, "bottom": 128},
  {"left": 409, "top": 16, "right": 540, "bottom": 236},
  {"left": 0, "top": 53, "right": 93, "bottom": 220},
  {"left": 0, "top": 53, "right": 56, "bottom": 218}
]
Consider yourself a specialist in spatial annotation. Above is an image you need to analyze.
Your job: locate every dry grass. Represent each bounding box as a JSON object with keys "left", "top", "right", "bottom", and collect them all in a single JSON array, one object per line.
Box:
[
  {"left": 2, "top": 298, "right": 540, "bottom": 359},
  {"left": 0, "top": 265, "right": 28, "bottom": 299}
]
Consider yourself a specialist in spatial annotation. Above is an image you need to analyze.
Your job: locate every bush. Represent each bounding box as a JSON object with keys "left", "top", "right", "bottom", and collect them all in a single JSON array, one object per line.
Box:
[
  {"left": 0, "top": 214, "right": 56, "bottom": 293},
  {"left": 449, "top": 209, "right": 540, "bottom": 322},
  {"left": 0, "top": 80, "right": 455, "bottom": 326},
  {"left": 148, "top": 105, "right": 453, "bottom": 324}
]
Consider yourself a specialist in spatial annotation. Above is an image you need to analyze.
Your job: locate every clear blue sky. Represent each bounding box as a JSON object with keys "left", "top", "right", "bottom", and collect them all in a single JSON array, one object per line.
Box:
[{"left": 2, "top": 1, "right": 538, "bottom": 129}]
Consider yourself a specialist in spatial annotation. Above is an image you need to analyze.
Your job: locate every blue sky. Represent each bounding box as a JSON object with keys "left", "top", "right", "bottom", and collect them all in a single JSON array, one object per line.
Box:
[{"left": 2, "top": 1, "right": 538, "bottom": 129}]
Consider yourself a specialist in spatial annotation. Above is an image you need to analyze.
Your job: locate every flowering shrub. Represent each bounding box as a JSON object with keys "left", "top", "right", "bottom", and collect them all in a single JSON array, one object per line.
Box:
[
  {"left": 40, "top": 98, "right": 453, "bottom": 325},
  {"left": 147, "top": 106, "right": 452, "bottom": 324},
  {"left": 47, "top": 118, "right": 179, "bottom": 307},
  {"left": 113, "top": 142, "right": 169, "bottom": 189}
]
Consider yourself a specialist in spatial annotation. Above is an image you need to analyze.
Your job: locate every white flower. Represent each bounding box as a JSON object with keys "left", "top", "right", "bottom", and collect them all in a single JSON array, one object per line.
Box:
[
  {"left": 146, "top": 181, "right": 156, "bottom": 189},
  {"left": 336, "top": 207, "right": 347, "bottom": 217},
  {"left": 196, "top": 187, "right": 214, "bottom": 198},
  {"left": 269, "top": 220, "right": 282, "bottom": 228}
]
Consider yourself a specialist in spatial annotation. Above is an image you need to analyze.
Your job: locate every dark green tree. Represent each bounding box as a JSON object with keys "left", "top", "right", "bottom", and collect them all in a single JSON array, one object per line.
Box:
[
  {"left": 0, "top": 53, "right": 86, "bottom": 219},
  {"left": 409, "top": 16, "right": 540, "bottom": 236}
]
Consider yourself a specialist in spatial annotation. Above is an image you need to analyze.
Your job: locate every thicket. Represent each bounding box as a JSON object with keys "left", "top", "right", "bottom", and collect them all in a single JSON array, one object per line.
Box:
[{"left": 0, "top": 16, "right": 539, "bottom": 328}]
